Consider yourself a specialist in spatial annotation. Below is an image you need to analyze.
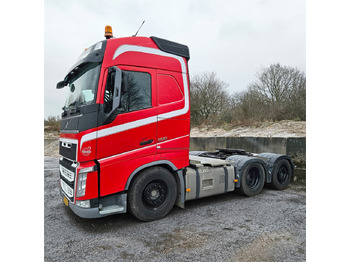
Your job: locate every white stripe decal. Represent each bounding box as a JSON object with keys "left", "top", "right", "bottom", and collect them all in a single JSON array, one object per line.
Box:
[
  {"left": 80, "top": 44, "right": 189, "bottom": 148},
  {"left": 157, "top": 134, "right": 189, "bottom": 146},
  {"left": 99, "top": 134, "right": 190, "bottom": 162},
  {"left": 99, "top": 143, "right": 154, "bottom": 162}
]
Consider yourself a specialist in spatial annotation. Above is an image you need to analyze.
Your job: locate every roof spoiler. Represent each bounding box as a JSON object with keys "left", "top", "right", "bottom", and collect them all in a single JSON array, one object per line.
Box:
[{"left": 151, "top": 36, "right": 190, "bottom": 61}]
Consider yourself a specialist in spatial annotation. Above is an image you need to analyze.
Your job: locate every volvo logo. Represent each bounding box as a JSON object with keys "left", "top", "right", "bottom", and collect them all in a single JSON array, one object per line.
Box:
[{"left": 82, "top": 146, "right": 91, "bottom": 156}]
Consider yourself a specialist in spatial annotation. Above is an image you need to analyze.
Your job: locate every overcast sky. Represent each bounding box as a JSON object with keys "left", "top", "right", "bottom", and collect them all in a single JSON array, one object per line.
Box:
[{"left": 44, "top": 0, "right": 305, "bottom": 119}]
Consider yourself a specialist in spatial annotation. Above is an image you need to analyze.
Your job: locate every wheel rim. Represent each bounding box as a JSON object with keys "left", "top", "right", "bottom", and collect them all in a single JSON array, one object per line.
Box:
[
  {"left": 142, "top": 180, "right": 168, "bottom": 208},
  {"left": 277, "top": 165, "right": 289, "bottom": 184},
  {"left": 246, "top": 167, "right": 260, "bottom": 189}
]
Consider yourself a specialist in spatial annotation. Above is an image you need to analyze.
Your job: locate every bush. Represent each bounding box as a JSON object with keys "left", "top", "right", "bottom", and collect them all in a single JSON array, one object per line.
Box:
[{"left": 44, "top": 115, "right": 61, "bottom": 132}]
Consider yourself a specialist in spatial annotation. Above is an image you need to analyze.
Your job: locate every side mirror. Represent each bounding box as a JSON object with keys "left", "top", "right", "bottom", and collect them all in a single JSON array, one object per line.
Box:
[
  {"left": 103, "top": 66, "right": 122, "bottom": 116},
  {"left": 112, "top": 67, "right": 122, "bottom": 110},
  {"left": 56, "top": 81, "right": 66, "bottom": 89}
]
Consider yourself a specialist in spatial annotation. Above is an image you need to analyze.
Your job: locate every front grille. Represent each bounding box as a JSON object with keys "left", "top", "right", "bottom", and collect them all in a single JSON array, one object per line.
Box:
[
  {"left": 59, "top": 139, "right": 78, "bottom": 161},
  {"left": 60, "top": 165, "right": 74, "bottom": 182},
  {"left": 59, "top": 157, "right": 77, "bottom": 203},
  {"left": 61, "top": 179, "right": 74, "bottom": 198}
]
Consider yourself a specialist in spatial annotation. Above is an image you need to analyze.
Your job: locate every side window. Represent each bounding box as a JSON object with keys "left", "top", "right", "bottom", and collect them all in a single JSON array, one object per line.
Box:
[
  {"left": 158, "top": 74, "right": 184, "bottom": 105},
  {"left": 117, "top": 71, "right": 152, "bottom": 113}
]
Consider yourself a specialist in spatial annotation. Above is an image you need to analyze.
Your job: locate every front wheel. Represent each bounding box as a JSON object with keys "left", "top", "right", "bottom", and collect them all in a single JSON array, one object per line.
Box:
[{"left": 128, "top": 167, "right": 177, "bottom": 221}]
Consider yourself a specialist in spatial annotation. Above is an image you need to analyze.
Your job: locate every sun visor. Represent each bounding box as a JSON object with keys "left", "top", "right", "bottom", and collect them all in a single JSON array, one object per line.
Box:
[{"left": 64, "top": 40, "right": 107, "bottom": 81}]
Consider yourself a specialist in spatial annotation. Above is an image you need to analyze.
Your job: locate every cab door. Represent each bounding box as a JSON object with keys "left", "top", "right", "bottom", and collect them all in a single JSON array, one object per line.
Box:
[
  {"left": 96, "top": 66, "right": 158, "bottom": 196},
  {"left": 155, "top": 69, "right": 190, "bottom": 168}
]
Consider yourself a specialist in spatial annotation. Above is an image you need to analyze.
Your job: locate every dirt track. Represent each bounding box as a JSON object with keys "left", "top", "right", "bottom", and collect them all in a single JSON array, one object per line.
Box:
[
  {"left": 190, "top": 120, "right": 306, "bottom": 138},
  {"left": 45, "top": 156, "right": 305, "bottom": 261}
]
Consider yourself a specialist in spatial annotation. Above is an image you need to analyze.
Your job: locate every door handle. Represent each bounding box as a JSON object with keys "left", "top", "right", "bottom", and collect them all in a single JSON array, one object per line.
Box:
[{"left": 140, "top": 139, "right": 153, "bottom": 146}]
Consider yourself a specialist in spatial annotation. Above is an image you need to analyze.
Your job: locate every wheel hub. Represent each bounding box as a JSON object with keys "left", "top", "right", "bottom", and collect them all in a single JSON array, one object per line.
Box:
[
  {"left": 277, "top": 165, "right": 288, "bottom": 183},
  {"left": 142, "top": 180, "right": 168, "bottom": 208},
  {"left": 150, "top": 190, "right": 159, "bottom": 198},
  {"left": 246, "top": 167, "right": 260, "bottom": 189}
]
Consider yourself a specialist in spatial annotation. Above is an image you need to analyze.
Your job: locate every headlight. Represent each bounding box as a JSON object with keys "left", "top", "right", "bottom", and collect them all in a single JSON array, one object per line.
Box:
[
  {"left": 76, "top": 166, "right": 96, "bottom": 198},
  {"left": 76, "top": 172, "right": 88, "bottom": 197}
]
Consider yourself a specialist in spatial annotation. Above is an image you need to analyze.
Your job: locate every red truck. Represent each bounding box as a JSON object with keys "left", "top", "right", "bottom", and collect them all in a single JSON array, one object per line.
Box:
[{"left": 57, "top": 26, "right": 294, "bottom": 221}]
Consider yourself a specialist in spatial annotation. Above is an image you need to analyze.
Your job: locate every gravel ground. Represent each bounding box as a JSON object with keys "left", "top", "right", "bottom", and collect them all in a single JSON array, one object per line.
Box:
[{"left": 45, "top": 156, "right": 306, "bottom": 262}]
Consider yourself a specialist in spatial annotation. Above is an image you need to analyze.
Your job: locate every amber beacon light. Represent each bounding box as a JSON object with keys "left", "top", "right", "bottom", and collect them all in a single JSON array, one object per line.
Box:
[{"left": 104, "top": 25, "right": 113, "bottom": 39}]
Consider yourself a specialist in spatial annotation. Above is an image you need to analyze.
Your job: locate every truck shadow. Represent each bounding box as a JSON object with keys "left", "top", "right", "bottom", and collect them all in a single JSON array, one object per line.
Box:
[
  {"left": 63, "top": 185, "right": 301, "bottom": 232},
  {"left": 62, "top": 192, "right": 246, "bottom": 232},
  {"left": 63, "top": 207, "right": 139, "bottom": 233}
]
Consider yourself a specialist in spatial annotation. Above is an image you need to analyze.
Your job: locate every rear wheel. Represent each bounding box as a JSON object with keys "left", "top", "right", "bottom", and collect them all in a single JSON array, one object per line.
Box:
[
  {"left": 237, "top": 163, "right": 265, "bottom": 197},
  {"left": 269, "top": 159, "right": 292, "bottom": 190},
  {"left": 128, "top": 167, "right": 177, "bottom": 221}
]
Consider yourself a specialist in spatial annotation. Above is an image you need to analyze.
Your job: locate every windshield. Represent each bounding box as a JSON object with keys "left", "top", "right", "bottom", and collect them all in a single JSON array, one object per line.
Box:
[{"left": 64, "top": 62, "right": 101, "bottom": 109}]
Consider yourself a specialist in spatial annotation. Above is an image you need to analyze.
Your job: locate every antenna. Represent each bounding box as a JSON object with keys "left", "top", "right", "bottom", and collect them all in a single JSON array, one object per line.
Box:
[{"left": 132, "top": 20, "right": 145, "bottom": 37}]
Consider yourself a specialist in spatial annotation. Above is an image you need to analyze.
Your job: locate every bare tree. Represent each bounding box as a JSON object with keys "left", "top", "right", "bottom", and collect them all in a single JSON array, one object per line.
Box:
[
  {"left": 248, "top": 64, "right": 306, "bottom": 121},
  {"left": 189, "top": 65, "right": 305, "bottom": 126},
  {"left": 190, "top": 72, "right": 230, "bottom": 125},
  {"left": 233, "top": 89, "right": 268, "bottom": 122}
]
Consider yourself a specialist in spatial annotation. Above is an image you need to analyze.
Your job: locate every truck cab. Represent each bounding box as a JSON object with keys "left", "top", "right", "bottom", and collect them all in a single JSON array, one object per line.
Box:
[{"left": 57, "top": 27, "right": 191, "bottom": 220}]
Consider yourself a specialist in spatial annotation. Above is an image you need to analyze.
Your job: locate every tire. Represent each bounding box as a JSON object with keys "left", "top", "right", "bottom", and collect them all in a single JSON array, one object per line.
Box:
[
  {"left": 128, "top": 167, "right": 177, "bottom": 221},
  {"left": 269, "top": 159, "right": 292, "bottom": 190},
  {"left": 237, "top": 162, "right": 265, "bottom": 197}
]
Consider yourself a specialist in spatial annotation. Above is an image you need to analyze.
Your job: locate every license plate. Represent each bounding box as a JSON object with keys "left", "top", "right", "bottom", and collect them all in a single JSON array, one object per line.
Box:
[{"left": 63, "top": 196, "right": 69, "bottom": 206}]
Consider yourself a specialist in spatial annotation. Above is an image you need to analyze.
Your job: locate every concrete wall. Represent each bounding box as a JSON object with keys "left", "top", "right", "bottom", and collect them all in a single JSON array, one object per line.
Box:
[
  {"left": 190, "top": 137, "right": 306, "bottom": 158},
  {"left": 45, "top": 137, "right": 306, "bottom": 158}
]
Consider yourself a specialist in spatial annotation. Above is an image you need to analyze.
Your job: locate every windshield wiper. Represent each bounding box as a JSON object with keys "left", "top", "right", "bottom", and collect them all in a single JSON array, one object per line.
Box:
[
  {"left": 62, "top": 101, "right": 81, "bottom": 116},
  {"left": 70, "top": 105, "right": 80, "bottom": 115},
  {"left": 68, "top": 101, "right": 77, "bottom": 107}
]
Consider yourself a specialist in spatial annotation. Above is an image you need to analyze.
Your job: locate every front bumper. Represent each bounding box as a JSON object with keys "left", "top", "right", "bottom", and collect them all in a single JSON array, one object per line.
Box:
[{"left": 60, "top": 190, "right": 127, "bottom": 219}]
